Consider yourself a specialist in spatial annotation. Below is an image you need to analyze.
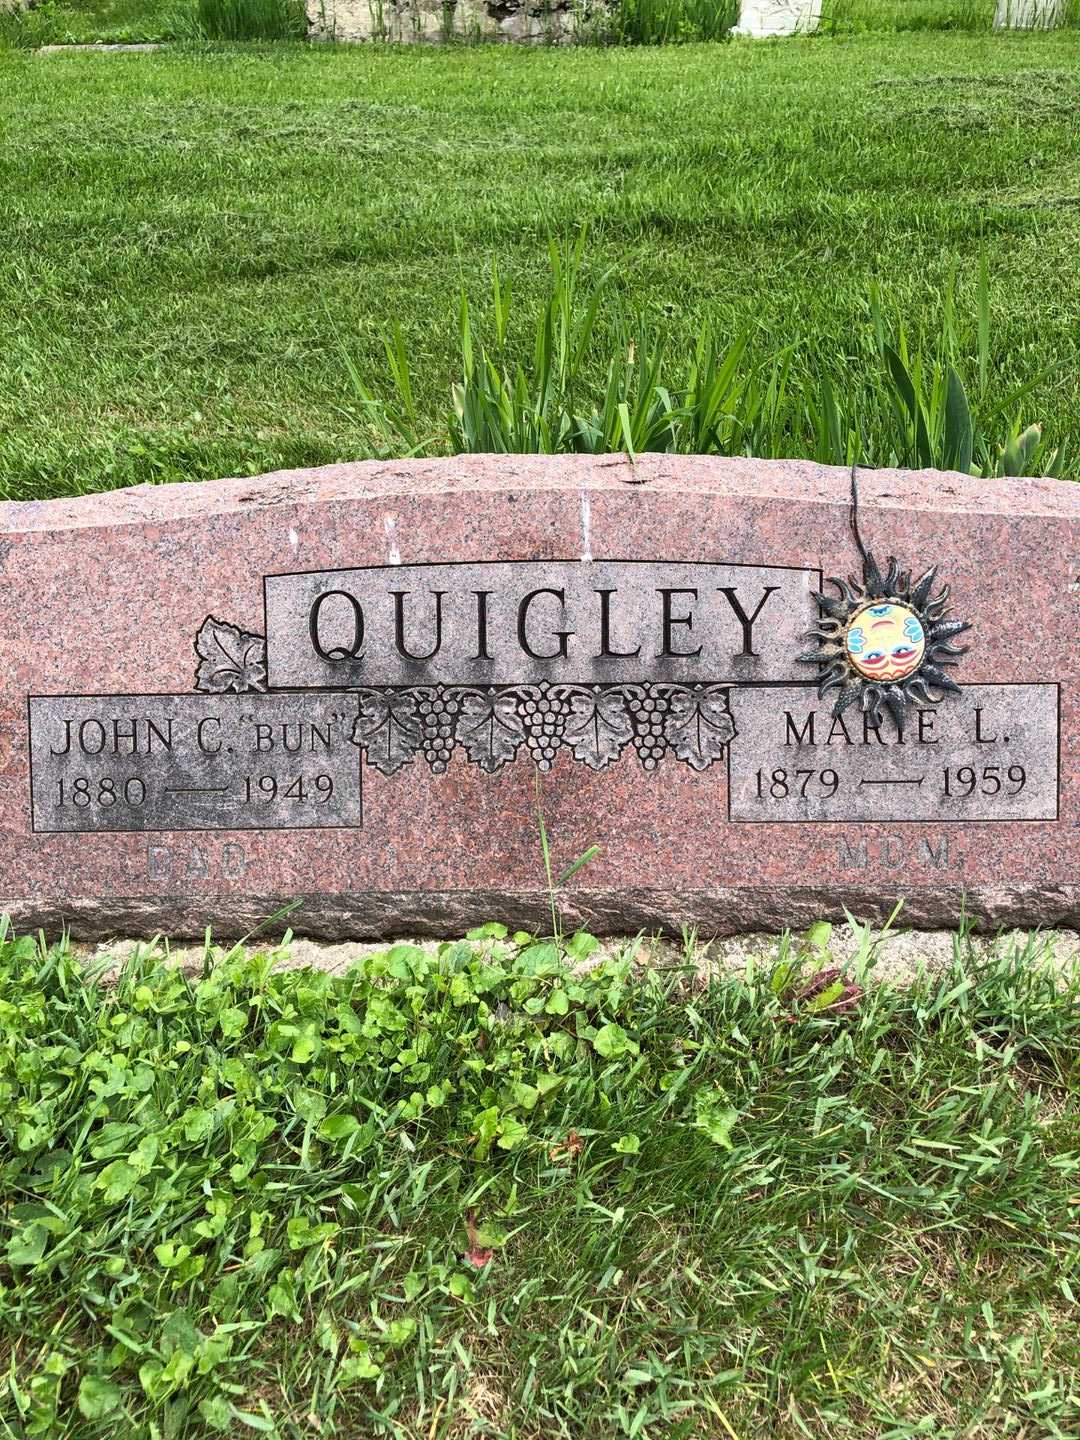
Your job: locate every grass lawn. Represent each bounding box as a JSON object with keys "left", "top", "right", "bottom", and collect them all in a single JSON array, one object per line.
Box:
[
  {"left": 1, "top": 32, "right": 1080, "bottom": 499},
  {"left": 0, "top": 922, "right": 1077, "bottom": 1437},
  {"left": 0, "top": 0, "right": 188, "bottom": 45},
  {"left": 3, "top": 26, "right": 1079, "bottom": 1440}
]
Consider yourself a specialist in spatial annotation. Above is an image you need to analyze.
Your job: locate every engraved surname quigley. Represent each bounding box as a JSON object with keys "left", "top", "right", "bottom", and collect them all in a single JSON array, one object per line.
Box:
[
  {"left": 262, "top": 559, "right": 820, "bottom": 689},
  {"left": 726, "top": 683, "right": 1058, "bottom": 823},
  {"left": 28, "top": 694, "right": 362, "bottom": 834},
  {"left": 249, "top": 559, "right": 819, "bottom": 777}
]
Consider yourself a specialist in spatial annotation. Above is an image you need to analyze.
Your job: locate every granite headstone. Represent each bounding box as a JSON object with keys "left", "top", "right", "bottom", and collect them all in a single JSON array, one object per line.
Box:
[{"left": 0, "top": 455, "right": 1076, "bottom": 937}]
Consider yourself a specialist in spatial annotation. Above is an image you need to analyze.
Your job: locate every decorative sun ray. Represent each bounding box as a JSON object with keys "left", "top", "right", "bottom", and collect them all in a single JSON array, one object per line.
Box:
[{"left": 800, "top": 551, "right": 971, "bottom": 734}]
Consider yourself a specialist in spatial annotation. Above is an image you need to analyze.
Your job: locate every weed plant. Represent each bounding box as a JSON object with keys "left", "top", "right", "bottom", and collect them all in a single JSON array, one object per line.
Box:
[
  {"left": 349, "top": 234, "right": 1066, "bottom": 477},
  {"left": 0, "top": 6, "right": 50, "bottom": 46},
  {"left": 594, "top": 0, "right": 739, "bottom": 44},
  {"left": 194, "top": 0, "right": 306, "bottom": 40},
  {"left": 0, "top": 0, "right": 188, "bottom": 44},
  {"left": 0, "top": 919, "right": 1077, "bottom": 1435}
]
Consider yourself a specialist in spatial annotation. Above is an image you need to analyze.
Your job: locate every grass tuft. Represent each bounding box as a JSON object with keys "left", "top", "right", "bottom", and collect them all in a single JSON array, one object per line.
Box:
[
  {"left": 0, "top": 0, "right": 189, "bottom": 46},
  {"left": 195, "top": 0, "right": 306, "bottom": 40},
  {"left": 349, "top": 231, "right": 1067, "bottom": 475},
  {"left": 594, "top": 0, "right": 740, "bottom": 45}
]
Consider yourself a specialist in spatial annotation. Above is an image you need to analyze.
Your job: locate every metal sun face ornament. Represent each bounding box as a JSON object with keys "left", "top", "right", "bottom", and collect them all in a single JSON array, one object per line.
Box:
[{"left": 800, "top": 553, "right": 972, "bottom": 734}]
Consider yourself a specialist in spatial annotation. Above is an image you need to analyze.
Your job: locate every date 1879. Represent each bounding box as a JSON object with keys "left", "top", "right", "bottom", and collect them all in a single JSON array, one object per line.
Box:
[{"left": 729, "top": 685, "right": 1057, "bottom": 823}]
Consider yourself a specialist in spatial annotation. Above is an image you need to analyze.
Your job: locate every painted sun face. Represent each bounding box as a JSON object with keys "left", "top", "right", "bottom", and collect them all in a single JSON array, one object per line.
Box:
[{"left": 844, "top": 602, "right": 925, "bottom": 683}]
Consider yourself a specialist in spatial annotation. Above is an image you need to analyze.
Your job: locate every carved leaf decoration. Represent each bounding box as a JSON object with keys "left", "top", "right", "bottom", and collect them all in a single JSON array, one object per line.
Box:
[
  {"left": 456, "top": 689, "right": 527, "bottom": 773},
  {"left": 663, "top": 685, "right": 736, "bottom": 771},
  {"left": 351, "top": 689, "right": 422, "bottom": 775},
  {"left": 194, "top": 616, "right": 267, "bottom": 694},
  {"left": 563, "top": 687, "right": 633, "bottom": 771}
]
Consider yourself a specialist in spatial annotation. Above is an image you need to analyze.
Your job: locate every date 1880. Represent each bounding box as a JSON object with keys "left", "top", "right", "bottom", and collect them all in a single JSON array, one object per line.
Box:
[{"left": 30, "top": 694, "right": 363, "bottom": 833}]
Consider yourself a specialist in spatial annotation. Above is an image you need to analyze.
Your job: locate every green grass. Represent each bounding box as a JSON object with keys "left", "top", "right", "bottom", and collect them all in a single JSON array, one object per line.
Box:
[
  {"left": 0, "top": 918, "right": 1077, "bottom": 1437},
  {"left": 823, "top": 0, "right": 1080, "bottom": 31},
  {"left": 598, "top": 0, "right": 740, "bottom": 45},
  {"left": 0, "top": 0, "right": 189, "bottom": 45},
  {"left": 1, "top": 34, "right": 1080, "bottom": 499},
  {"left": 196, "top": 0, "right": 306, "bottom": 41},
  {"left": 352, "top": 231, "right": 1064, "bottom": 474}
]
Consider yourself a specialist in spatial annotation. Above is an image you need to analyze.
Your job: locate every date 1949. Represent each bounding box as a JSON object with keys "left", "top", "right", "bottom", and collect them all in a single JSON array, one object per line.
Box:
[
  {"left": 242, "top": 774, "right": 335, "bottom": 804},
  {"left": 54, "top": 773, "right": 336, "bottom": 809}
]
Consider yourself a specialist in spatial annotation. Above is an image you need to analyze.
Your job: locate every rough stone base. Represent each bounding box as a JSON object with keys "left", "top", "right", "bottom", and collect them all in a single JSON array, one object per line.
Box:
[
  {"left": 6, "top": 883, "right": 1079, "bottom": 944},
  {"left": 306, "top": 0, "right": 830, "bottom": 42},
  {"left": 306, "top": 0, "right": 594, "bottom": 44},
  {"left": 37, "top": 43, "right": 167, "bottom": 52}
]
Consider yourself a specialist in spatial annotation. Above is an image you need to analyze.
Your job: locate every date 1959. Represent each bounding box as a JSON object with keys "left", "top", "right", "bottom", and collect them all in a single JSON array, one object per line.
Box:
[
  {"left": 728, "top": 685, "right": 1058, "bottom": 823},
  {"left": 753, "top": 765, "right": 1028, "bottom": 801}
]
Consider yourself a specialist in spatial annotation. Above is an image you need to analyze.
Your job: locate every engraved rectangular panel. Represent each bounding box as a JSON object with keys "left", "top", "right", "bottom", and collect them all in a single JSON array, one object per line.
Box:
[
  {"left": 264, "top": 559, "right": 820, "bottom": 690},
  {"left": 727, "top": 684, "right": 1058, "bottom": 823},
  {"left": 28, "top": 694, "right": 362, "bottom": 833}
]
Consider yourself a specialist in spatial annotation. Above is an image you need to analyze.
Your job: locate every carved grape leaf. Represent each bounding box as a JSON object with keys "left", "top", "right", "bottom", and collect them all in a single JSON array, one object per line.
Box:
[
  {"left": 194, "top": 616, "right": 267, "bottom": 694},
  {"left": 663, "top": 685, "right": 736, "bottom": 771},
  {"left": 563, "top": 686, "right": 633, "bottom": 770},
  {"left": 456, "top": 689, "right": 526, "bottom": 773},
  {"left": 351, "top": 689, "right": 422, "bottom": 775}
]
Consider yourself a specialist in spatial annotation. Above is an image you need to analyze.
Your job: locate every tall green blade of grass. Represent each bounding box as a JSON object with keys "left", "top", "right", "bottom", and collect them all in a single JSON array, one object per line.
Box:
[{"left": 944, "top": 365, "right": 974, "bottom": 474}]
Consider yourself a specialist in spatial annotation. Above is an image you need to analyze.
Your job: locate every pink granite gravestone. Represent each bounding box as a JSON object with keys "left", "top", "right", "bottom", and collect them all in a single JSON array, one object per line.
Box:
[{"left": 1, "top": 454, "right": 1076, "bottom": 938}]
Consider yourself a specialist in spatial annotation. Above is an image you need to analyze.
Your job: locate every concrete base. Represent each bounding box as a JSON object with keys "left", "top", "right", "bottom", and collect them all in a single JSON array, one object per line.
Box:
[
  {"left": 37, "top": 43, "right": 166, "bottom": 52},
  {"left": 81, "top": 925, "right": 1080, "bottom": 993},
  {"left": 731, "top": 0, "right": 820, "bottom": 37}
]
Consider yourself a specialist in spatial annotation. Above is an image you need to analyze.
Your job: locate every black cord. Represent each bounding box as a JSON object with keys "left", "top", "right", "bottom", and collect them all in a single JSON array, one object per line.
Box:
[{"left": 849, "top": 461, "right": 870, "bottom": 570}]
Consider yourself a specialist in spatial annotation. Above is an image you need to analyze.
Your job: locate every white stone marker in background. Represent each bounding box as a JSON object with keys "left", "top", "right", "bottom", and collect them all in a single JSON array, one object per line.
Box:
[
  {"left": 732, "top": 0, "right": 821, "bottom": 36},
  {"left": 993, "top": 0, "right": 1064, "bottom": 26}
]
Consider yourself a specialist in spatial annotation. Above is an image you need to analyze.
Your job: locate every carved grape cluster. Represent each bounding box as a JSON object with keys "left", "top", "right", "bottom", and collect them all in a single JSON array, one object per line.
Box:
[
  {"left": 627, "top": 687, "right": 668, "bottom": 771},
  {"left": 415, "top": 686, "right": 462, "bottom": 775},
  {"left": 519, "top": 684, "right": 571, "bottom": 772},
  {"left": 349, "top": 682, "right": 737, "bottom": 778}
]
